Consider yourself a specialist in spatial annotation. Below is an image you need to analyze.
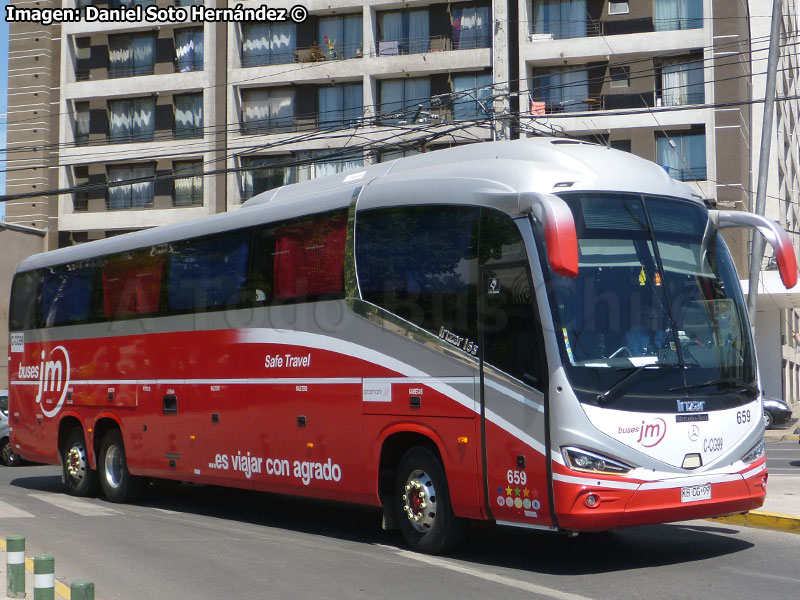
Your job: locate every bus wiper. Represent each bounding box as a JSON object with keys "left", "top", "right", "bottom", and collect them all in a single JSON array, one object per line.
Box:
[
  {"left": 669, "top": 378, "right": 759, "bottom": 394},
  {"left": 597, "top": 365, "right": 651, "bottom": 405}
]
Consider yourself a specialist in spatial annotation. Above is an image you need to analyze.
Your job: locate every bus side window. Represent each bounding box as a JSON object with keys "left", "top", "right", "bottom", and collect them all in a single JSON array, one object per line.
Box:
[
  {"left": 251, "top": 209, "right": 348, "bottom": 305},
  {"left": 356, "top": 205, "right": 480, "bottom": 349},
  {"left": 480, "top": 210, "right": 545, "bottom": 388},
  {"left": 41, "top": 261, "right": 94, "bottom": 327},
  {"left": 166, "top": 232, "right": 251, "bottom": 313},
  {"left": 100, "top": 250, "right": 164, "bottom": 319},
  {"left": 9, "top": 270, "right": 41, "bottom": 331}
]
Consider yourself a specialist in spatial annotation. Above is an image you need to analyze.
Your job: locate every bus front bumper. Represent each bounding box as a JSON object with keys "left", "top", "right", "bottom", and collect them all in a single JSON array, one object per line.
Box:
[{"left": 553, "top": 465, "right": 767, "bottom": 532}]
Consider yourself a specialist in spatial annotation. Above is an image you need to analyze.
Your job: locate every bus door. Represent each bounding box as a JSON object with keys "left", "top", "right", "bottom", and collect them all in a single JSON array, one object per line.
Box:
[{"left": 478, "top": 213, "right": 552, "bottom": 528}]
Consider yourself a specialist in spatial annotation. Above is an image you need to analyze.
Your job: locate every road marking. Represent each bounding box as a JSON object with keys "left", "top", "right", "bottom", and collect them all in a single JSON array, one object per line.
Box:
[
  {"left": 0, "top": 500, "right": 35, "bottom": 518},
  {"left": 28, "top": 493, "right": 122, "bottom": 516},
  {"left": 720, "top": 566, "right": 800, "bottom": 584},
  {"left": 386, "top": 547, "right": 593, "bottom": 600}
]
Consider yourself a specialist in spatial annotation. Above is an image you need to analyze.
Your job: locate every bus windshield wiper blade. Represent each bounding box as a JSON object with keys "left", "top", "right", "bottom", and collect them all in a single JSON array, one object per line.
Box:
[
  {"left": 669, "top": 378, "right": 759, "bottom": 394},
  {"left": 597, "top": 365, "right": 650, "bottom": 405}
]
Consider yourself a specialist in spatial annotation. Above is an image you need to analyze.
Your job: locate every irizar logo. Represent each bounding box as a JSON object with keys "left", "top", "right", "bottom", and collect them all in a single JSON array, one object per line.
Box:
[{"left": 24, "top": 346, "right": 71, "bottom": 418}]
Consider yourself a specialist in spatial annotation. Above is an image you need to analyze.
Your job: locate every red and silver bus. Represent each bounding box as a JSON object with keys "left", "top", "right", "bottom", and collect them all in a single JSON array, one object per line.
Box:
[{"left": 7, "top": 138, "right": 797, "bottom": 553}]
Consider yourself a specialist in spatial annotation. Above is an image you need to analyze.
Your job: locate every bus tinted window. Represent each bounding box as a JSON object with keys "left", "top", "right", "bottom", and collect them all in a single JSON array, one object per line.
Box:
[
  {"left": 9, "top": 270, "right": 41, "bottom": 331},
  {"left": 167, "top": 232, "right": 251, "bottom": 313},
  {"left": 41, "top": 262, "right": 94, "bottom": 327},
  {"left": 101, "top": 250, "right": 164, "bottom": 318},
  {"left": 252, "top": 211, "right": 347, "bottom": 304},
  {"left": 356, "top": 205, "right": 479, "bottom": 346}
]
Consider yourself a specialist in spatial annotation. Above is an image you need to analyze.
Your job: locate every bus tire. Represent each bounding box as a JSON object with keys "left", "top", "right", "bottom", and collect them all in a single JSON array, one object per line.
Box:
[
  {"left": 62, "top": 428, "right": 97, "bottom": 497},
  {"left": 98, "top": 429, "right": 143, "bottom": 503},
  {"left": 1, "top": 437, "right": 21, "bottom": 467},
  {"left": 394, "top": 447, "right": 464, "bottom": 554}
]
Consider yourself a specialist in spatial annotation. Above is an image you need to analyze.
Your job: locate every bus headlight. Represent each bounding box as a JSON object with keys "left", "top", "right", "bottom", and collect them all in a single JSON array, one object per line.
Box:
[
  {"left": 742, "top": 438, "right": 765, "bottom": 463},
  {"left": 562, "top": 447, "right": 633, "bottom": 475}
]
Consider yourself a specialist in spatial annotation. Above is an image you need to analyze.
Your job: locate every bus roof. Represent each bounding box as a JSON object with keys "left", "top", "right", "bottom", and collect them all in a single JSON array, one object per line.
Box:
[{"left": 16, "top": 137, "right": 701, "bottom": 273}]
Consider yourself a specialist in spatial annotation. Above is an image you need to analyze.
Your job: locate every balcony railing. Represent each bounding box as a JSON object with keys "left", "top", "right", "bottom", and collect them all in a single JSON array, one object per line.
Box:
[
  {"left": 376, "top": 34, "right": 488, "bottom": 56},
  {"left": 527, "top": 15, "right": 701, "bottom": 41},
  {"left": 528, "top": 89, "right": 704, "bottom": 114},
  {"left": 108, "top": 64, "right": 155, "bottom": 79}
]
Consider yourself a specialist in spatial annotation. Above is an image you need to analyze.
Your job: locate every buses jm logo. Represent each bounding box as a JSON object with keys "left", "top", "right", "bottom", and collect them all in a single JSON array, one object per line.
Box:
[
  {"left": 35, "top": 346, "right": 71, "bottom": 418},
  {"left": 636, "top": 418, "right": 667, "bottom": 447}
]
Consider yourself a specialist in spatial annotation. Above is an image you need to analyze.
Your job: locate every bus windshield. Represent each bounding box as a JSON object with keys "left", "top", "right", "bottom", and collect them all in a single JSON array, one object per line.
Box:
[{"left": 547, "top": 192, "right": 756, "bottom": 400}]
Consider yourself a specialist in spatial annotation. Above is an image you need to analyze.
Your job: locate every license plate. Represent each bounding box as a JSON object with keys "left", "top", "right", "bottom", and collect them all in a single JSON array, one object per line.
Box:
[{"left": 681, "top": 483, "right": 712, "bottom": 503}]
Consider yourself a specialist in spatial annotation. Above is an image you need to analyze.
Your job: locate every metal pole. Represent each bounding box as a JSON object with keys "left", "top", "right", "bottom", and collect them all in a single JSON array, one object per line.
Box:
[
  {"left": 5, "top": 535, "right": 26, "bottom": 599},
  {"left": 33, "top": 555, "right": 55, "bottom": 600},
  {"left": 747, "top": 0, "right": 783, "bottom": 326}
]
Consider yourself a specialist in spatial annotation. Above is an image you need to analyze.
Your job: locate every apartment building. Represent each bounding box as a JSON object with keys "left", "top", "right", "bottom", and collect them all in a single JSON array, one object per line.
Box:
[
  {"left": 4, "top": 0, "right": 61, "bottom": 247},
  {"left": 3, "top": 0, "right": 799, "bottom": 403}
]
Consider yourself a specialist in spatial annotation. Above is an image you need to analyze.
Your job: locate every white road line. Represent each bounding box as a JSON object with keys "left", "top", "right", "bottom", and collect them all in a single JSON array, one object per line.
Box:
[
  {"left": 28, "top": 493, "right": 122, "bottom": 516},
  {"left": 0, "top": 500, "right": 35, "bottom": 518},
  {"left": 386, "top": 547, "right": 593, "bottom": 600}
]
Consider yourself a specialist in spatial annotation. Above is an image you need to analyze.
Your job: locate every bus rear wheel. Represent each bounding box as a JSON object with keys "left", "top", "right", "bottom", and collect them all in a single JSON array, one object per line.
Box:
[
  {"left": 394, "top": 447, "right": 464, "bottom": 554},
  {"left": 62, "top": 428, "right": 97, "bottom": 497},
  {"left": 98, "top": 430, "right": 143, "bottom": 503}
]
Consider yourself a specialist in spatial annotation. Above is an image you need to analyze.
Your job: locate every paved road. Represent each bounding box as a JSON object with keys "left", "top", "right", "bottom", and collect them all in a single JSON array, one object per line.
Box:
[
  {"left": 1, "top": 455, "right": 799, "bottom": 600},
  {"left": 766, "top": 439, "right": 799, "bottom": 475}
]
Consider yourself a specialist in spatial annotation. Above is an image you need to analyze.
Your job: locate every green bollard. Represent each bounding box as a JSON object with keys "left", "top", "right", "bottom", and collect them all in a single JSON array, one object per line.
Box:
[
  {"left": 70, "top": 580, "right": 95, "bottom": 600},
  {"left": 33, "top": 555, "right": 55, "bottom": 600},
  {"left": 5, "top": 535, "right": 26, "bottom": 599}
]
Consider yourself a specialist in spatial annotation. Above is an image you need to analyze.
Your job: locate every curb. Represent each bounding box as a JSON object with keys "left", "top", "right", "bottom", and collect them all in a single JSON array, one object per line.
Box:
[
  {"left": 710, "top": 510, "right": 800, "bottom": 534},
  {"left": 0, "top": 537, "right": 72, "bottom": 599}
]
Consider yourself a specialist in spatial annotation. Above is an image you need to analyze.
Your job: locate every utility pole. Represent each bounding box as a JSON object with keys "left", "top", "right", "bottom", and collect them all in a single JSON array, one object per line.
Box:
[{"left": 747, "top": 0, "right": 783, "bottom": 328}]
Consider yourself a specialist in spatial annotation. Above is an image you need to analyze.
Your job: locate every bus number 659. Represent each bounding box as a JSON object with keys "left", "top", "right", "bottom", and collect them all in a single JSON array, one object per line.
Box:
[{"left": 507, "top": 470, "right": 527, "bottom": 485}]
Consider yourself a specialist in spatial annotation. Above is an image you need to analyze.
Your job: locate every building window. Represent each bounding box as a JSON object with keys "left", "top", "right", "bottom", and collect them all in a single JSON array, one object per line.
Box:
[
  {"left": 296, "top": 150, "right": 364, "bottom": 181},
  {"left": 108, "top": 33, "right": 155, "bottom": 78},
  {"left": 451, "top": 2, "right": 491, "bottom": 49},
  {"left": 109, "top": 97, "right": 155, "bottom": 143},
  {"left": 378, "top": 9, "right": 430, "bottom": 55},
  {"left": 74, "top": 101, "right": 90, "bottom": 145},
  {"left": 241, "top": 88, "right": 295, "bottom": 134},
  {"left": 530, "top": 67, "right": 589, "bottom": 113},
  {"left": 378, "top": 147, "right": 421, "bottom": 162},
  {"left": 610, "top": 139, "right": 632, "bottom": 152},
  {"left": 175, "top": 28, "right": 203, "bottom": 72},
  {"left": 658, "top": 56, "right": 704, "bottom": 106},
  {"left": 379, "top": 78, "right": 431, "bottom": 124},
  {"left": 452, "top": 73, "right": 493, "bottom": 120},
  {"left": 531, "top": 0, "right": 587, "bottom": 40},
  {"left": 75, "top": 37, "right": 91, "bottom": 80},
  {"left": 241, "top": 23, "right": 297, "bottom": 67},
  {"left": 654, "top": 0, "right": 703, "bottom": 31},
  {"left": 107, "top": 165, "right": 155, "bottom": 210},
  {"left": 112, "top": 0, "right": 155, "bottom": 6},
  {"left": 318, "top": 83, "right": 363, "bottom": 130},
  {"left": 609, "top": 66, "right": 630, "bottom": 88},
  {"left": 173, "top": 161, "right": 203, "bottom": 207},
  {"left": 318, "top": 15, "right": 363, "bottom": 59},
  {"left": 242, "top": 157, "right": 297, "bottom": 200},
  {"left": 608, "top": 1, "right": 629, "bottom": 15},
  {"left": 174, "top": 93, "right": 203, "bottom": 139},
  {"left": 657, "top": 131, "right": 706, "bottom": 181}
]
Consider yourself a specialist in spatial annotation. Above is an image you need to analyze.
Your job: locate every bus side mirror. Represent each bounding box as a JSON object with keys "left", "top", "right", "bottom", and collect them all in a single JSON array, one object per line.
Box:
[
  {"left": 520, "top": 193, "right": 579, "bottom": 278},
  {"left": 711, "top": 210, "right": 798, "bottom": 289}
]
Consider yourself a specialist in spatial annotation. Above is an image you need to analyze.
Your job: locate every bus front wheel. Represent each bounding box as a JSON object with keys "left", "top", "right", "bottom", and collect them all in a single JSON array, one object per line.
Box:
[
  {"left": 394, "top": 447, "right": 464, "bottom": 554},
  {"left": 62, "top": 428, "right": 97, "bottom": 497},
  {"left": 98, "top": 430, "right": 143, "bottom": 503}
]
